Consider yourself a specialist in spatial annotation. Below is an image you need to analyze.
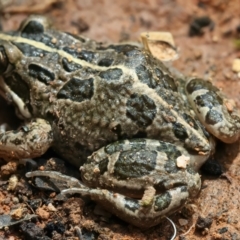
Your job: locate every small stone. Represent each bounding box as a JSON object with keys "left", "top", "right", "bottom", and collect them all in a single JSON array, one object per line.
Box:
[
  {"left": 212, "top": 233, "right": 221, "bottom": 238},
  {"left": 176, "top": 155, "right": 190, "bottom": 168},
  {"left": 47, "top": 203, "right": 57, "bottom": 212},
  {"left": 10, "top": 207, "right": 26, "bottom": 220},
  {"left": 12, "top": 197, "right": 19, "bottom": 204},
  {"left": 202, "top": 228, "right": 210, "bottom": 235},
  {"left": 224, "top": 71, "right": 231, "bottom": 79},
  {"left": 224, "top": 99, "right": 236, "bottom": 113},
  {"left": 232, "top": 58, "right": 240, "bottom": 73},
  {"left": 194, "top": 49, "right": 202, "bottom": 59},
  {"left": 49, "top": 192, "right": 56, "bottom": 198},
  {"left": 7, "top": 174, "right": 18, "bottom": 191},
  {"left": 39, "top": 166, "right": 45, "bottom": 171},
  {"left": 178, "top": 218, "right": 188, "bottom": 226},
  {"left": 196, "top": 216, "right": 213, "bottom": 230},
  {"left": 36, "top": 207, "right": 50, "bottom": 220},
  {"left": 212, "top": 35, "right": 219, "bottom": 42},
  {"left": 1, "top": 162, "right": 18, "bottom": 176}
]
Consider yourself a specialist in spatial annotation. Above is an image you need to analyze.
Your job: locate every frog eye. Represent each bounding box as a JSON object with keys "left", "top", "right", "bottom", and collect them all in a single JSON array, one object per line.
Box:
[
  {"left": 0, "top": 46, "right": 8, "bottom": 74},
  {"left": 19, "top": 15, "right": 52, "bottom": 38}
]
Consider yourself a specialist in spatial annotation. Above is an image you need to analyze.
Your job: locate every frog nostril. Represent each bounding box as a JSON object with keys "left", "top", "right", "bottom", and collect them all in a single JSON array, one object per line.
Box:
[{"left": 0, "top": 46, "right": 8, "bottom": 74}]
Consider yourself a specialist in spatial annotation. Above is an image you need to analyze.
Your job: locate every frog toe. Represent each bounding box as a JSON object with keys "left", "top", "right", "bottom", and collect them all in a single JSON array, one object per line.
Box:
[{"left": 186, "top": 78, "right": 240, "bottom": 143}]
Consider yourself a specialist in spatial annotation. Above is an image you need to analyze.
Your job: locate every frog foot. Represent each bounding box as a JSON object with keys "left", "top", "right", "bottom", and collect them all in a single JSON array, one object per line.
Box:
[
  {"left": 61, "top": 183, "right": 190, "bottom": 228},
  {"left": 27, "top": 170, "right": 191, "bottom": 228}
]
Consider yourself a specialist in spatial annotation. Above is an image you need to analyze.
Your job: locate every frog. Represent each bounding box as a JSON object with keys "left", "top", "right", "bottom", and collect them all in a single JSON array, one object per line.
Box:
[{"left": 0, "top": 15, "right": 240, "bottom": 228}]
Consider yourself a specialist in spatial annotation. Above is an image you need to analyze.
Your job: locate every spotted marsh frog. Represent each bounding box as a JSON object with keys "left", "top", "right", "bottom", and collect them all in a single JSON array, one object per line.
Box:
[{"left": 0, "top": 15, "right": 240, "bottom": 228}]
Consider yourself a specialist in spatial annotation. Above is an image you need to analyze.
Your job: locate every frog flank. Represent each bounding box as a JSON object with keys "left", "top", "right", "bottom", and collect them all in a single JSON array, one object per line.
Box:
[{"left": 1, "top": 15, "right": 240, "bottom": 228}]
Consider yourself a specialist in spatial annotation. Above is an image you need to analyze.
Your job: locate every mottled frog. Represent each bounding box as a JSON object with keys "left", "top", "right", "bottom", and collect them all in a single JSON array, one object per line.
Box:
[{"left": 0, "top": 15, "right": 240, "bottom": 228}]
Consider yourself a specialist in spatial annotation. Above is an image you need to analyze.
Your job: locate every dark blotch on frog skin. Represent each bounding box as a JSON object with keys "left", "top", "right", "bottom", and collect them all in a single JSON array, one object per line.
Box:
[
  {"left": 99, "top": 68, "right": 123, "bottom": 81},
  {"left": 78, "top": 50, "right": 95, "bottom": 62},
  {"left": 124, "top": 49, "right": 143, "bottom": 58},
  {"left": 155, "top": 68, "right": 178, "bottom": 92},
  {"left": 195, "top": 93, "right": 222, "bottom": 109},
  {"left": 28, "top": 64, "right": 55, "bottom": 84},
  {"left": 135, "top": 64, "right": 155, "bottom": 88},
  {"left": 124, "top": 197, "right": 140, "bottom": 212},
  {"left": 62, "top": 48, "right": 96, "bottom": 62},
  {"left": 163, "top": 159, "right": 180, "bottom": 175},
  {"left": 62, "top": 57, "right": 82, "bottom": 72},
  {"left": 114, "top": 149, "right": 157, "bottom": 179},
  {"left": 156, "top": 141, "right": 174, "bottom": 152},
  {"left": 99, "top": 44, "right": 138, "bottom": 55},
  {"left": 57, "top": 77, "right": 94, "bottom": 102},
  {"left": 182, "top": 113, "right": 199, "bottom": 130},
  {"left": 154, "top": 192, "right": 171, "bottom": 212},
  {"left": 129, "top": 138, "right": 147, "bottom": 151},
  {"left": 98, "top": 58, "right": 114, "bottom": 67},
  {"left": 13, "top": 42, "right": 50, "bottom": 57},
  {"left": 172, "top": 122, "right": 189, "bottom": 140},
  {"left": 10, "top": 138, "right": 23, "bottom": 145},
  {"left": 98, "top": 157, "right": 109, "bottom": 174},
  {"left": 104, "top": 140, "right": 125, "bottom": 155},
  {"left": 105, "top": 139, "right": 147, "bottom": 155},
  {"left": 205, "top": 109, "right": 223, "bottom": 125},
  {"left": 156, "top": 142, "right": 181, "bottom": 173},
  {"left": 126, "top": 94, "right": 157, "bottom": 127},
  {"left": 62, "top": 46, "right": 80, "bottom": 58}
]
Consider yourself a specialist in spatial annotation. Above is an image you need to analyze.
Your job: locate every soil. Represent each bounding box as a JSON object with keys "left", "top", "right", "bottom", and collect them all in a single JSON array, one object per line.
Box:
[{"left": 0, "top": 0, "right": 240, "bottom": 239}]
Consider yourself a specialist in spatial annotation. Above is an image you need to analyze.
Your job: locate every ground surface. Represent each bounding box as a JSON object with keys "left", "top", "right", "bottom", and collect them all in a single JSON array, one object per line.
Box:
[{"left": 0, "top": 0, "right": 240, "bottom": 239}]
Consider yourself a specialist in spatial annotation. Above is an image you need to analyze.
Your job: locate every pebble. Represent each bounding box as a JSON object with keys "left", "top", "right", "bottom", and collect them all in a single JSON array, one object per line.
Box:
[
  {"left": 10, "top": 207, "right": 25, "bottom": 220},
  {"left": 7, "top": 175, "right": 18, "bottom": 191},
  {"left": 47, "top": 203, "right": 57, "bottom": 212},
  {"left": 178, "top": 218, "right": 189, "bottom": 226},
  {"left": 232, "top": 58, "right": 240, "bottom": 73},
  {"left": 12, "top": 197, "right": 19, "bottom": 204},
  {"left": 36, "top": 207, "right": 50, "bottom": 220}
]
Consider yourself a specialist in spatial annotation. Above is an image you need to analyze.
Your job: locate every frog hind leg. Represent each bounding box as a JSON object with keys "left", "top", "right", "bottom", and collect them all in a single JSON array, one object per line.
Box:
[
  {"left": 26, "top": 169, "right": 194, "bottom": 228},
  {"left": 0, "top": 118, "right": 53, "bottom": 161},
  {"left": 61, "top": 185, "right": 189, "bottom": 228},
  {"left": 185, "top": 78, "right": 240, "bottom": 143}
]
